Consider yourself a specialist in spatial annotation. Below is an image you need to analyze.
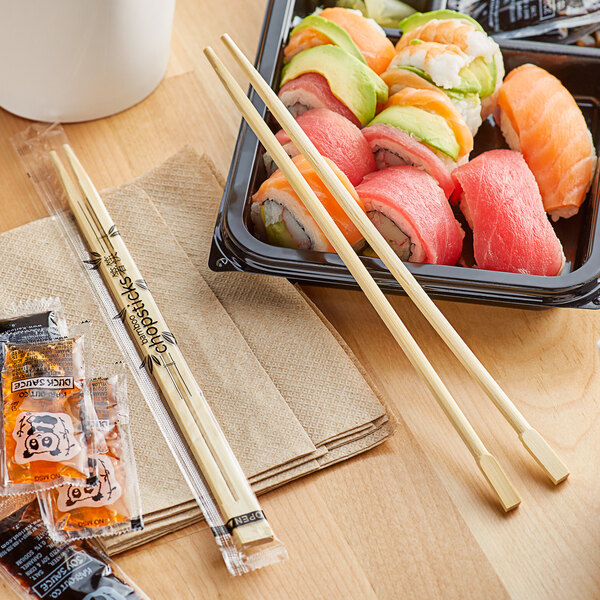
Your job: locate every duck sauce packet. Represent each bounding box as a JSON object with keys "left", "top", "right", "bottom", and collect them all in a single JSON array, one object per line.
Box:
[
  {"left": 1, "top": 335, "right": 95, "bottom": 494},
  {"left": 39, "top": 374, "right": 143, "bottom": 541},
  {"left": 0, "top": 500, "right": 149, "bottom": 599}
]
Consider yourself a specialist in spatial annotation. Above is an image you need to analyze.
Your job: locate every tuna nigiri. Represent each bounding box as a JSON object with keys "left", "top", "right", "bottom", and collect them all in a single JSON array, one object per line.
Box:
[
  {"left": 252, "top": 155, "right": 365, "bottom": 252},
  {"left": 497, "top": 63, "right": 597, "bottom": 221},
  {"left": 357, "top": 166, "right": 463, "bottom": 265},
  {"left": 270, "top": 108, "right": 376, "bottom": 185},
  {"left": 452, "top": 150, "right": 565, "bottom": 276}
]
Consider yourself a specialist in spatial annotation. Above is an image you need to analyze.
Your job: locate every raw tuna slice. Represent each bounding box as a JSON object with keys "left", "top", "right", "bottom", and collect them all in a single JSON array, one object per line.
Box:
[
  {"left": 271, "top": 108, "right": 376, "bottom": 185},
  {"left": 362, "top": 123, "right": 455, "bottom": 197},
  {"left": 357, "top": 166, "right": 463, "bottom": 265},
  {"left": 452, "top": 149, "right": 565, "bottom": 276},
  {"left": 278, "top": 72, "right": 361, "bottom": 127}
]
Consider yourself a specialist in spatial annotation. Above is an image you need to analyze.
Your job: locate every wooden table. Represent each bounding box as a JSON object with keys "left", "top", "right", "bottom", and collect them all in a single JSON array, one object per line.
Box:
[{"left": 0, "top": 1, "right": 598, "bottom": 598}]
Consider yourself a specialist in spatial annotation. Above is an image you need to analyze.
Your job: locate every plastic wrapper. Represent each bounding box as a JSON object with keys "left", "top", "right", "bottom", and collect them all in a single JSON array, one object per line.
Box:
[
  {"left": 38, "top": 372, "right": 143, "bottom": 541},
  {"left": 12, "top": 117, "right": 287, "bottom": 574},
  {"left": 0, "top": 500, "right": 149, "bottom": 599},
  {"left": 336, "top": 0, "right": 416, "bottom": 26},
  {"left": 447, "top": 0, "right": 600, "bottom": 40},
  {"left": 1, "top": 333, "right": 96, "bottom": 495}
]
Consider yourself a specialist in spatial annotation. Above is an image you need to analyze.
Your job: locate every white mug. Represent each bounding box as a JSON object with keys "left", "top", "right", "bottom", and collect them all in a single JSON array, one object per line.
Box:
[{"left": 0, "top": 0, "right": 176, "bottom": 122}]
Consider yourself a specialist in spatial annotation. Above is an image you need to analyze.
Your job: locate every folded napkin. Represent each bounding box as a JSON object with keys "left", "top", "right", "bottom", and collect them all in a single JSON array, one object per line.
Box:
[{"left": 0, "top": 148, "right": 391, "bottom": 554}]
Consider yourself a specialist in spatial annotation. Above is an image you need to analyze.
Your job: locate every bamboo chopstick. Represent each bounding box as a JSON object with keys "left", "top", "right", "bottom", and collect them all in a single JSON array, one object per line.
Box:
[
  {"left": 50, "top": 146, "right": 274, "bottom": 550},
  {"left": 219, "top": 33, "right": 569, "bottom": 486},
  {"left": 204, "top": 46, "right": 520, "bottom": 511}
]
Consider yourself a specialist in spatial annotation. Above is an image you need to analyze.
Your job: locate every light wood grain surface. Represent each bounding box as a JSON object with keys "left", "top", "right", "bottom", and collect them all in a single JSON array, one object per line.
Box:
[{"left": 0, "top": 1, "right": 598, "bottom": 598}]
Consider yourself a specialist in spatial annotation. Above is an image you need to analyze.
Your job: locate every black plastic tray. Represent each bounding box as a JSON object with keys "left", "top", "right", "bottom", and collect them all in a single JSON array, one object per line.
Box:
[{"left": 209, "top": 0, "right": 600, "bottom": 309}]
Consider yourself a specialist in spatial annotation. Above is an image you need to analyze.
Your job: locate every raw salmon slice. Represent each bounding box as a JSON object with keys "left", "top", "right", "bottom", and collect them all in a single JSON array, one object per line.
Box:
[{"left": 498, "top": 63, "right": 597, "bottom": 220}]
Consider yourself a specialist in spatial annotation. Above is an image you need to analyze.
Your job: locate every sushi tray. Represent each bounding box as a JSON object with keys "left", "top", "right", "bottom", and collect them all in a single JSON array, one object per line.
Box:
[{"left": 209, "top": 0, "right": 600, "bottom": 309}]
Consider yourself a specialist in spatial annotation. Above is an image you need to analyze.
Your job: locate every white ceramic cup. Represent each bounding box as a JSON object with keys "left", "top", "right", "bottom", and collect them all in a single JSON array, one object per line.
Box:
[{"left": 0, "top": 0, "right": 176, "bottom": 122}]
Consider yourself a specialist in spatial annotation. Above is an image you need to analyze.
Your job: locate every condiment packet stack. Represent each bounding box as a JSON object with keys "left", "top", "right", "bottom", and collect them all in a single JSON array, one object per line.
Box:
[
  {"left": 0, "top": 299, "right": 143, "bottom": 542},
  {"left": 0, "top": 147, "right": 392, "bottom": 555}
]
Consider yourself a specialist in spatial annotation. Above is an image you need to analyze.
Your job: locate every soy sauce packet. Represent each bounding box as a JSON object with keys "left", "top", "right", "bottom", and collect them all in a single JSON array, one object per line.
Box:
[
  {"left": 0, "top": 500, "right": 149, "bottom": 600},
  {"left": 1, "top": 332, "right": 97, "bottom": 495},
  {"left": 39, "top": 372, "right": 143, "bottom": 541},
  {"left": 447, "top": 0, "right": 600, "bottom": 40},
  {"left": 0, "top": 298, "right": 67, "bottom": 367}
]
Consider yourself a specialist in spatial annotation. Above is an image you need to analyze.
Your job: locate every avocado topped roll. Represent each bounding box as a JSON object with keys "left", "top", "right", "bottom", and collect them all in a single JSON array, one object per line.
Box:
[
  {"left": 284, "top": 7, "right": 395, "bottom": 74},
  {"left": 391, "top": 41, "right": 476, "bottom": 93},
  {"left": 279, "top": 45, "right": 388, "bottom": 126},
  {"left": 396, "top": 10, "right": 504, "bottom": 119},
  {"left": 380, "top": 67, "right": 482, "bottom": 135},
  {"left": 383, "top": 88, "right": 473, "bottom": 161}
]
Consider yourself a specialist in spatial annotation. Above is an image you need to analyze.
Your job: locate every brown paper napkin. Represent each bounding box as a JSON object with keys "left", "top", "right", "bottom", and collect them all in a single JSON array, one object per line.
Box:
[
  {"left": 0, "top": 148, "right": 391, "bottom": 554},
  {"left": 131, "top": 148, "right": 389, "bottom": 442},
  {"left": 100, "top": 148, "right": 392, "bottom": 553}
]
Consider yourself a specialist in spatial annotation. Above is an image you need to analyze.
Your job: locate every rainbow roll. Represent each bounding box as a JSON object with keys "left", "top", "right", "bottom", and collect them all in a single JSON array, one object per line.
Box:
[
  {"left": 267, "top": 108, "right": 376, "bottom": 185},
  {"left": 357, "top": 166, "right": 463, "bottom": 265},
  {"left": 278, "top": 45, "right": 388, "bottom": 126},
  {"left": 252, "top": 154, "right": 366, "bottom": 252}
]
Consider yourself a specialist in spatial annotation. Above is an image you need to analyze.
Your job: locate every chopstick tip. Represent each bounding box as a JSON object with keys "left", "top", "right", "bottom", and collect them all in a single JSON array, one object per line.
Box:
[
  {"left": 519, "top": 428, "right": 569, "bottom": 485},
  {"left": 477, "top": 453, "right": 521, "bottom": 512}
]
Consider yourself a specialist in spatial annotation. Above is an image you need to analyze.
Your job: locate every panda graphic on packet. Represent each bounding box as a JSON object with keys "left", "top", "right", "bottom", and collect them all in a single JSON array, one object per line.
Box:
[{"left": 56, "top": 455, "right": 122, "bottom": 511}]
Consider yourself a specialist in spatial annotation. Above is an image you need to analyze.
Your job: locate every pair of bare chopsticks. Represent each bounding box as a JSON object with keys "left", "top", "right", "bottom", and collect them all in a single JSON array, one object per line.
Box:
[
  {"left": 51, "top": 146, "right": 274, "bottom": 551},
  {"left": 205, "top": 34, "right": 570, "bottom": 511}
]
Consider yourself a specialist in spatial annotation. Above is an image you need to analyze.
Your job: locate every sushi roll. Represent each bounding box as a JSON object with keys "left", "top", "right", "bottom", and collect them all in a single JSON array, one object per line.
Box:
[
  {"left": 390, "top": 41, "right": 475, "bottom": 92},
  {"left": 284, "top": 14, "right": 367, "bottom": 66},
  {"left": 452, "top": 150, "right": 565, "bottom": 276},
  {"left": 497, "top": 64, "right": 597, "bottom": 221},
  {"left": 384, "top": 88, "right": 473, "bottom": 160},
  {"left": 356, "top": 166, "right": 463, "bottom": 264},
  {"left": 284, "top": 7, "right": 395, "bottom": 74},
  {"left": 252, "top": 155, "right": 366, "bottom": 252},
  {"left": 397, "top": 11, "right": 498, "bottom": 63},
  {"left": 397, "top": 10, "right": 504, "bottom": 118},
  {"left": 361, "top": 101, "right": 461, "bottom": 196},
  {"left": 279, "top": 45, "right": 388, "bottom": 126},
  {"left": 362, "top": 121, "right": 455, "bottom": 198},
  {"left": 268, "top": 108, "right": 376, "bottom": 185},
  {"left": 380, "top": 67, "right": 482, "bottom": 135}
]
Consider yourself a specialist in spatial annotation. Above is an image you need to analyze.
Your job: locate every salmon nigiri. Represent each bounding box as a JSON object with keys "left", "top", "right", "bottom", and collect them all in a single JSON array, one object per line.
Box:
[
  {"left": 498, "top": 64, "right": 597, "bottom": 220},
  {"left": 251, "top": 155, "right": 365, "bottom": 252},
  {"left": 384, "top": 88, "right": 473, "bottom": 159}
]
